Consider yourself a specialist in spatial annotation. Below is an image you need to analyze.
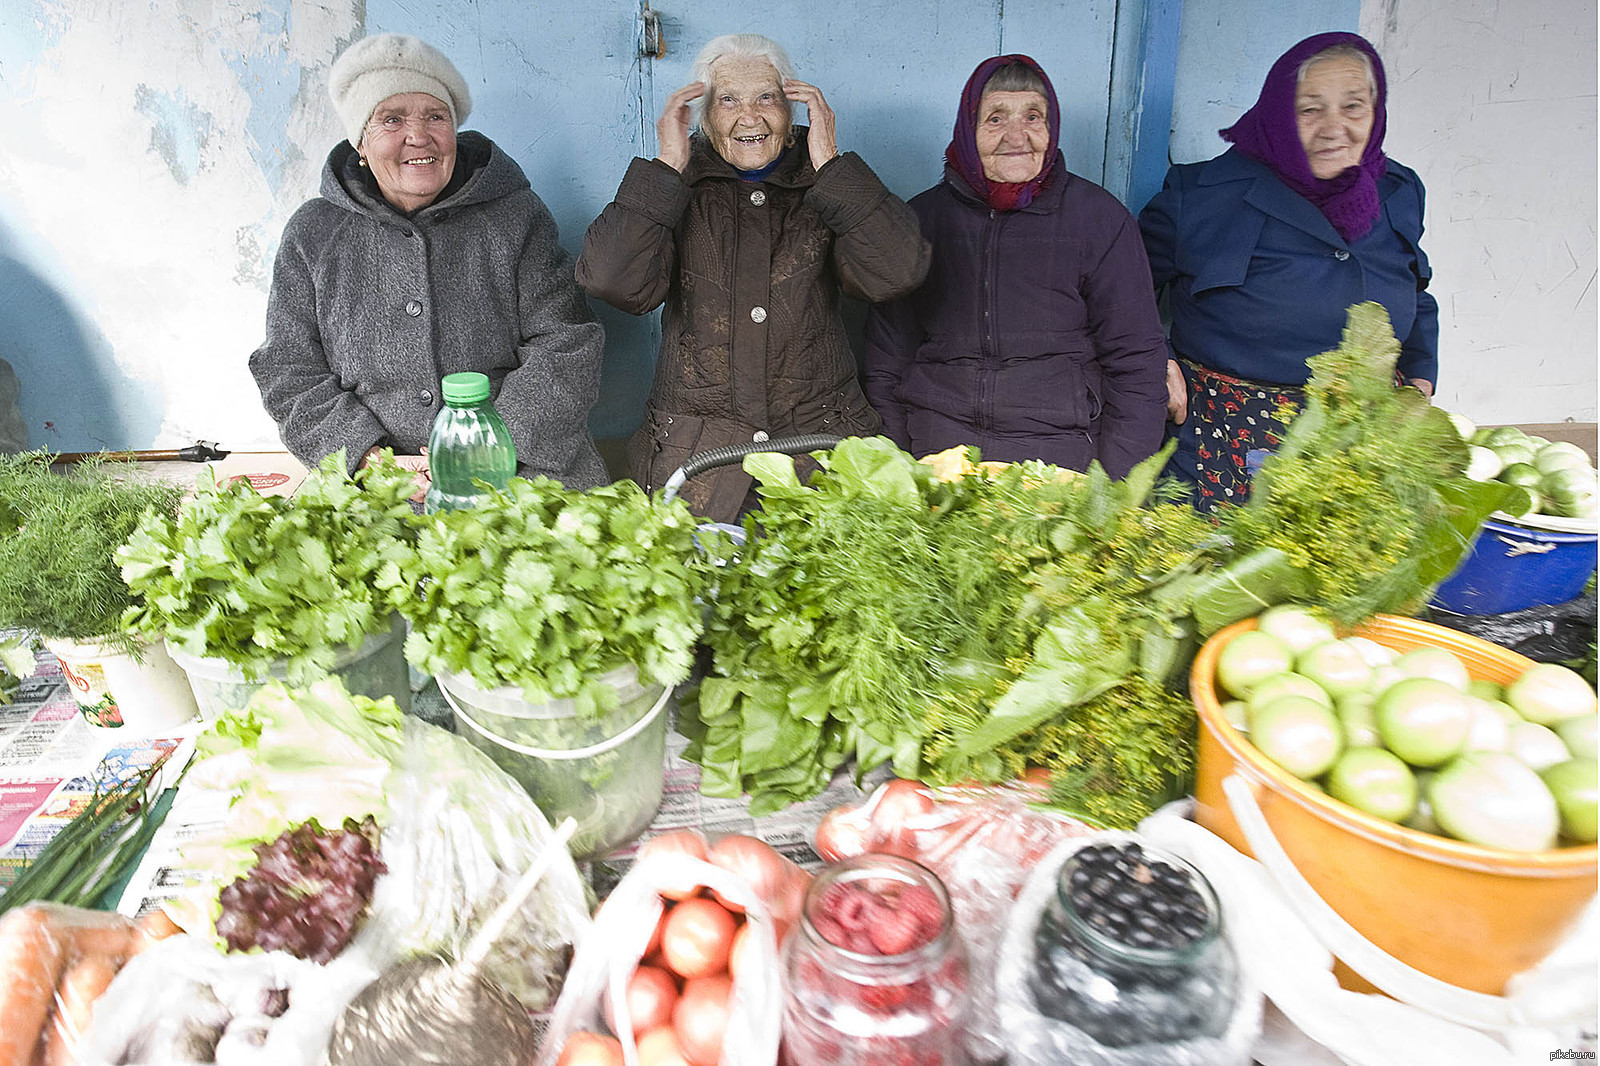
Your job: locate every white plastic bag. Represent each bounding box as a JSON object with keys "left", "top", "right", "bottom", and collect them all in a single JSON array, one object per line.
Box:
[
  {"left": 995, "top": 831, "right": 1264, "bottom": 1066},
  {"left": 535, "top": 850, "right": 782, "bottom": 1066}
]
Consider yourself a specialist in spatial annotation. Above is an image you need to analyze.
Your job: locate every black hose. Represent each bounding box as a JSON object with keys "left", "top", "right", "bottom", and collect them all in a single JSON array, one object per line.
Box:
[{"left": 661, "top": 434, "right": 843, "bottom": 501}]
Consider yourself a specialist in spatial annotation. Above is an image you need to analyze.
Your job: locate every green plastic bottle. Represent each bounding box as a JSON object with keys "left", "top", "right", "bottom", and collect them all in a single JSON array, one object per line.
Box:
[{"left": 424, "top": 372, "right": 516, "bottom": 513}]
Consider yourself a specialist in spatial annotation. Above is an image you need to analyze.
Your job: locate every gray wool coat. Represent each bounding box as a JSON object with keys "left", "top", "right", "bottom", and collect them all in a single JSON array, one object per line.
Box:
[{"left": 249, "top": 132, "right": 608, "bottom": 488}]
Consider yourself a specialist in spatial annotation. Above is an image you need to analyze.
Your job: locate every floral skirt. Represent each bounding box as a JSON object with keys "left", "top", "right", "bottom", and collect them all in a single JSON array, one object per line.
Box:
[{"left": 1164, "top": 361, "right": 1304, "bottom": 513}]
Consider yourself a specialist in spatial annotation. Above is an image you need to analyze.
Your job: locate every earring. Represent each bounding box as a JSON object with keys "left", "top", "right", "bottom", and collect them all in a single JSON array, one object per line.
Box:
[{"left": 358, "top": 156, "right": 369, "bottom": 168}]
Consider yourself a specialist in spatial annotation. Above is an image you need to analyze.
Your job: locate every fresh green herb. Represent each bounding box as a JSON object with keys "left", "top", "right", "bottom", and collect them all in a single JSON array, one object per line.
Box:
[
  {"left": 397, "top": 476, "right": 704, "bottom": 713},
  {"left": 0, "top": 453, "right": 182, "bottom": 652},
  {"left": 118, "top": 452, "right": 418, "bottom": 682},
  {"left": 1222, "top": 302, "right": 1521, "bottom": 625},
  {"left": 0, "top": 751, "right": 179, "bottom": 913}
]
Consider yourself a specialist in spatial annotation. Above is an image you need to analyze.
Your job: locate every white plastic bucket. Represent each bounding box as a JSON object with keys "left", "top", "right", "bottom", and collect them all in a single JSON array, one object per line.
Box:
[
  {"left": 165, "top": 614, "right": 412, "bottom": 720},
  {"left": 436, "top": 664, "right": 669, "bottom": 860},
  {"left": 44, "top": 637, "right": 200, "bottom": 733}
]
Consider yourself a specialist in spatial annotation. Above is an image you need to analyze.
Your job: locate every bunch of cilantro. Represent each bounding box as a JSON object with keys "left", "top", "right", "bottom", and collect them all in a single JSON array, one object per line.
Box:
[
  {"left": 396, "top": 476, "right": 704, "bottom": 713},
  {"left": 118, "top": 452, "right": 418, "bottom": 682}
]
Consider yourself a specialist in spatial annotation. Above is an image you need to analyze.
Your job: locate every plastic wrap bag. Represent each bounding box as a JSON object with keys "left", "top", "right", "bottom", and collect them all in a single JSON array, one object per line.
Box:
[
  {"left": 80, "top": 933, "right": 376, "bottom": 1066},
  {"left": 995, "top": 831, "right": 1264, "bottom": 1066},
  {"left": 1425, "top": 590, "right": 1597, "bottom": 663},
  {"left": 813, "top": 778, "right": 1099, "bottom": 1061},
  {"left": 535, "top": 849, "right": 783, "bottom": 1066},
  {"left": 0, "top": 903, "right": 171, "bottom": 1066},
  {"left": 85, "top": 712, "right": 593, "bottom": 1064}
]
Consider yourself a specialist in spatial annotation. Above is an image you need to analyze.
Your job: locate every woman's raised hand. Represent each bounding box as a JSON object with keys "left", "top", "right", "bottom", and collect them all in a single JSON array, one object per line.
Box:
[
  {"left": 783, "top": 80, "right": 838, "bottom": 172},
  {"left": 656, "top": 82, "right": 706, "bottom": 172}
]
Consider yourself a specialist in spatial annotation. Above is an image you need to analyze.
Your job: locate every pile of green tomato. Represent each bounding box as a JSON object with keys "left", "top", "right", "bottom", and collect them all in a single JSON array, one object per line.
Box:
[
  {"left": 1215, "top": 605, "right": 1598, "bottom": 852},
  {"left": 1451, "top": 414, "right": 1597, "bottom": 521}
]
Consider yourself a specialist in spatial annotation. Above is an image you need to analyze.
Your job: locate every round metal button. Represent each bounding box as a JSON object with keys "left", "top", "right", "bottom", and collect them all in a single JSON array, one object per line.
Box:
[
  {"left": 753, "top": 430, "right": 770, "bottom": 443},
  {"left": 405, "top": 299, "right": 423, "bottom": 317},
  {"left": 1333, "top": 249, "right": 1351, "bottom": 261},
  {"left": 420, "top": 390, "right": 433, "bottom": 405},
  {"left": 750, "top": 306, "right": 767, "bottom": 323},
  {"left": 750, "top": 190, "right": 766, "bottom": 206}
]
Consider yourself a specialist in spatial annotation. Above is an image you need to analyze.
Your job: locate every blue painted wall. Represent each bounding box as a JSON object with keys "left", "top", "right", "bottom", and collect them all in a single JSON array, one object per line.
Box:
[{"left": 0, "top": 0, "right": 1355, "bottom": 455}]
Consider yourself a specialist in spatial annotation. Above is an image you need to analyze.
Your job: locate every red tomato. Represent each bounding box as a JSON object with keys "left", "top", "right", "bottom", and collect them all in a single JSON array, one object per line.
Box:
[
  {"left": 706, "top": 835, "right": 789, "bottom": 913},
  {"left": 660, "top": 898, "right": 737, "bottom": 979},
  {"left": 556, "top": 1031, "right": 625, "bottom": 1066},
  {"left": 813, "top": 805, "right": 870, "bottom": 863},
  {"left": 868, "top": 778, "right": 936, "bottom": 831},
  {"left": 636, "top": 1026, "right": 692, "bottom": 1066},
  {"left": 604, "top": 963, "right": 679, "bottom": 1035},
  {"left": 726, "top": 922, "right": 751, "bottom": 981},
  {"left": 644, "top": 902, "right": 671, "bottom": 960},
  {"left": 643, "top": 831, "right": 711, "bottom": 900},
  {"left": 673, "top": 974, "right": 732, "bottom": 1066}
]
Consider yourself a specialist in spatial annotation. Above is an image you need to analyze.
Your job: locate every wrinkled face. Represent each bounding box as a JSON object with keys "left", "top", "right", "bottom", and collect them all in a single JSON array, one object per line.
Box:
[
  {"left": 1295, "top": 56, "right": 1375, "bottom": 180},
  {"left": 705, "top": 55, "right": 790, "bottom": 170},
  {"left": 362, "top": 92, "right": 458, "bottom": 212},
  {"left": 975, "top": 89, "right": 1050, "bottom": 183}
]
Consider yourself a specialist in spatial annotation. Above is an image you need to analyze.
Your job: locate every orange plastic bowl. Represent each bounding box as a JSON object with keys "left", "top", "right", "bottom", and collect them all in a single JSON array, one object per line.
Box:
[{"left": 1192, "top": 614, "right": 1598, "bottom": 995}]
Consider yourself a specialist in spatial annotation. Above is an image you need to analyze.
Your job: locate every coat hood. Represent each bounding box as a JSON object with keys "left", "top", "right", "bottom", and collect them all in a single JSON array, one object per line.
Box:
[{"left": 320, "top": 131, "right": 528, "bottom": 219}]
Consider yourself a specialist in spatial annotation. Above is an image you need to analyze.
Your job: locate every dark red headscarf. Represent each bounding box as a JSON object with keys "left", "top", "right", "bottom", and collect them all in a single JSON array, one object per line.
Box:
[
  {"left": 945, "top": 54, "right": 1060, "bottom": 212},
  {"left": 1221, "top": 31, "right": 1389, "bottom": 242}
]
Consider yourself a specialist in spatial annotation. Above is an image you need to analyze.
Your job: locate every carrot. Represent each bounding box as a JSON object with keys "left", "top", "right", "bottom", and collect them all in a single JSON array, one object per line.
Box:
[
  {"left": 40, "top": 953, "right": 123, "bottom": 1066},
  {"left": 134, "top": 907, "right": 182, "bottom": 946},
  {"left": 0, "top": 905, "right": 70, "bottom": 1066}
]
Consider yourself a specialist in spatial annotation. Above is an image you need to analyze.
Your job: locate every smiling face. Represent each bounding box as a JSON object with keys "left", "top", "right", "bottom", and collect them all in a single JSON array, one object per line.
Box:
[
  {"left": 975, "top": 89, "right": 1050, "bottom": 183},
  {"left": 361, "top": 92, "right": 458, "bottom": 212},
  {"left": 1295, "top": 56, "right": 1375, "bottom": 180},
  {"left": 704, "top": 55, "right": 790, "bottom": 170}
]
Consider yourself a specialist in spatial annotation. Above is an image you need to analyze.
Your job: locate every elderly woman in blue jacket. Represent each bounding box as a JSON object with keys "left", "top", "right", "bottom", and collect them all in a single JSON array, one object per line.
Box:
[{"left": 1139, "top": 32, "right": 1438, "bottom": 511}]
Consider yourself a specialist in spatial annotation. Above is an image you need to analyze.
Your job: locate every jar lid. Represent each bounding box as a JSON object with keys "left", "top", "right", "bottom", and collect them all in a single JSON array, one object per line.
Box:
[{"left": 440, "top": 371, "right": 491, "bottom": 405}]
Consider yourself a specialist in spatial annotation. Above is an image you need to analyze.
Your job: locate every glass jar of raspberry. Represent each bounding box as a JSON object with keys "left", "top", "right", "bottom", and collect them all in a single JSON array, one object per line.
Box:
[
  {"left": 780, "top": 853, "right": 971, "bottom": 1066},
  {"left": 1028, "top": 841, "right": 1239, "bottom": 1048}
]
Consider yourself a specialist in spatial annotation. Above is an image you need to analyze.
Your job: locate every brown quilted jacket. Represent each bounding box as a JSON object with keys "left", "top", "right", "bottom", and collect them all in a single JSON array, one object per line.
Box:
[{"left": 577, "top": 130, "right": 930, "bottom": 522}]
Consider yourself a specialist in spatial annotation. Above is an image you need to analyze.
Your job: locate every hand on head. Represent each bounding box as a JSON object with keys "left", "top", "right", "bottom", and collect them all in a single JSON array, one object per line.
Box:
[
  {"left": 656, "top": 82, "right": 706, "bottom": 172},
  {"left": 783, "top": 80, "right": 838, "bottom": 171}
]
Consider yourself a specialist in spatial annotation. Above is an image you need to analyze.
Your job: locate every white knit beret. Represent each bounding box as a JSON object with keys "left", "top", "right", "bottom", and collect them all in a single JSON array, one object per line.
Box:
[{"left": 328, "top": 33, "right": 472, "bottom": 149}]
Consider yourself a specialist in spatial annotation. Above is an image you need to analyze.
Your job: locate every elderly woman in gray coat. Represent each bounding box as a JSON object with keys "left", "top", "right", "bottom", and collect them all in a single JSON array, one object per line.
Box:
[{"left": 250, "top": 33, "right": 607, "bottom": 494}]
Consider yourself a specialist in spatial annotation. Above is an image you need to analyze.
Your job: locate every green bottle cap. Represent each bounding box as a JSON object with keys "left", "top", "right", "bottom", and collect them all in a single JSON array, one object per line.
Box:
[{"left": 440, "top": 371, "right": 491, "bottom": 405}]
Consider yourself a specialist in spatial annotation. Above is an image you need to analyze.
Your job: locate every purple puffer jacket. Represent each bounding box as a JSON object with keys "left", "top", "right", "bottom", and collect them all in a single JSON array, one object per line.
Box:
[{"left": 863, "top": 158, "right": 1168, "bottom": 477}]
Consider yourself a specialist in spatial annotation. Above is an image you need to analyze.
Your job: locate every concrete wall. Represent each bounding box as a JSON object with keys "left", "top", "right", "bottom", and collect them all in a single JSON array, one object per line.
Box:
[{"left": 1361, "top": 0, "right": 1597, "bottom": 424}]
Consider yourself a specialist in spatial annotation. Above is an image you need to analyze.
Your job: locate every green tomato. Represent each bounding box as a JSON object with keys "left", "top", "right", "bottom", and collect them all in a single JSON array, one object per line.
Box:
[
  {"left": 1467, "top": 678, "right": 1504, "bottom": 703},
  {"left": 1376, "top": 677, "right": 1473, "bottom": 767},
  {"left": 1534, "top": 442, "right": 1592, "bottom": 475},
  {"left": 1222, "top": 699, "right": 1249, "bottom": 733},
  {"left": 1344, "top": 636, "right": 1397, "bottom": 669},
  {"left": 1256, "top": 605, "right": 1337, "bottom": 655},
  {"left": 1404, "top": 771, "right": 1442, "bottom": 834},
  {"left": 1507, "top": 720, "right": 1571, "bottom": 772},
  {"left": 1428, "top": 753, "right": 1560, "bottom": 851},
  {"left": 1506, "top": 663, "right": 1598, "bottom": 724},
  {"left": 1297, "top": 640, "right": 1375, "bottom": 699},
  {"left": 1557, "top": 715, "right": 1598, "bottom": 761},
  {"left": 1246, "top": 672, "right": 1333, "bottom": 716},
  {"left": 1465, "top": 446, "right": 1502, "bottom": 482},
  {"left": 1327, "top": 747, "right": 1418, "bottom": 823},
  {"left": 1337, "top": 692, "right": 1381, "bottom": 748},
  {"left": 1393, "top": 648, "right": 1470, "bottom": 691},
  {"left": 1464, "top": 697, "right": 1511, "bottom": 753},
  {"left": 1540, "top": 758, "right": 1599, "bottom": 843},
  {"left": 1249, "top": 695, "right": 1343, "bottom": 779},
  {"left": 1216, "top": 630, "right": 1294, "bottom": 699}
]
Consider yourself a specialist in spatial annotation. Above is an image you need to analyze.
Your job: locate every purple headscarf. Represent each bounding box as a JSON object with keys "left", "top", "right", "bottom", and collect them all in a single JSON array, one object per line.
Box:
[
  {"left": 1221, "top": 32, "right": 1388, "bottom": 242},
  {"left": 945, "top": 54, "right": 1061, "bottom": 211}
]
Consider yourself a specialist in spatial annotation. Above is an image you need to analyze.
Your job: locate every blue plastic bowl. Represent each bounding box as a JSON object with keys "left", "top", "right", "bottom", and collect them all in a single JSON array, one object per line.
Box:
[{"left": 1432, "top": 516, "right": 1598, "bottom": 615}]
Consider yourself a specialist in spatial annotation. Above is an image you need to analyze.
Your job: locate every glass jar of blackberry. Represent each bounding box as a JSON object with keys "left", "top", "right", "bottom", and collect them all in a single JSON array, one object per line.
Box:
[
  {"left": 1028, "top": 840, "right": 1238, "bottom": 1048},
  {"left": 780, "top": 853, "right": 971, "bottom": 1066}
]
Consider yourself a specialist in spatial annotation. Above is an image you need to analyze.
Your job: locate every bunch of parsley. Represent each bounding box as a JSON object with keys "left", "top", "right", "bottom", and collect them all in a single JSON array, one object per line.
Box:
[
  {"left": 118, "top": 452, "right": 418, "bottom": 682},
  {"left": 396, "top": 476, "right": 704, "bottom": 714}
]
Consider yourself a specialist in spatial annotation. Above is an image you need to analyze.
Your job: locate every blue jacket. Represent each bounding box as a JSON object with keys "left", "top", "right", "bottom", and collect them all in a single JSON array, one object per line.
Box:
[
  {"left": 864, "top": 158, "right": 1168, "bottom": 478},
  {"left": 1139, "top": 149, "right": 1438, "bottom": 387}
]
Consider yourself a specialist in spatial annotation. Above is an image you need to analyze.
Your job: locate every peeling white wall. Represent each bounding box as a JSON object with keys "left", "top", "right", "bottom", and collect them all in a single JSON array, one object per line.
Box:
[
  {"left": 1361, "top": 0, "right": 1597, "bottom": 423},
  {"left": 1, "top": 0, "right": 359, "bottom": 452}
]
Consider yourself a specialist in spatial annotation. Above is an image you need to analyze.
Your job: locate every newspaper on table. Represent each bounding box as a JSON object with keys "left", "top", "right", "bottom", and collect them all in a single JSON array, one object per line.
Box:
[{"left": 0, "top": 645, "right": 196, "bottom": 898}]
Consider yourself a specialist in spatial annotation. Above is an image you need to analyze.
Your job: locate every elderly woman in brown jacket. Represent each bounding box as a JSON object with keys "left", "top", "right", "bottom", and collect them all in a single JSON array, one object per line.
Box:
[{"left": 577, "top": 33, "right": 930, "bottom": 522}]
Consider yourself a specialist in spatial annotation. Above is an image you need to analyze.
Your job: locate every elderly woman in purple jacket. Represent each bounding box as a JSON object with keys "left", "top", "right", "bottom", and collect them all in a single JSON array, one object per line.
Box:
[{"left": 863, "top": 55, "right": 1168, "bottom": 477}]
